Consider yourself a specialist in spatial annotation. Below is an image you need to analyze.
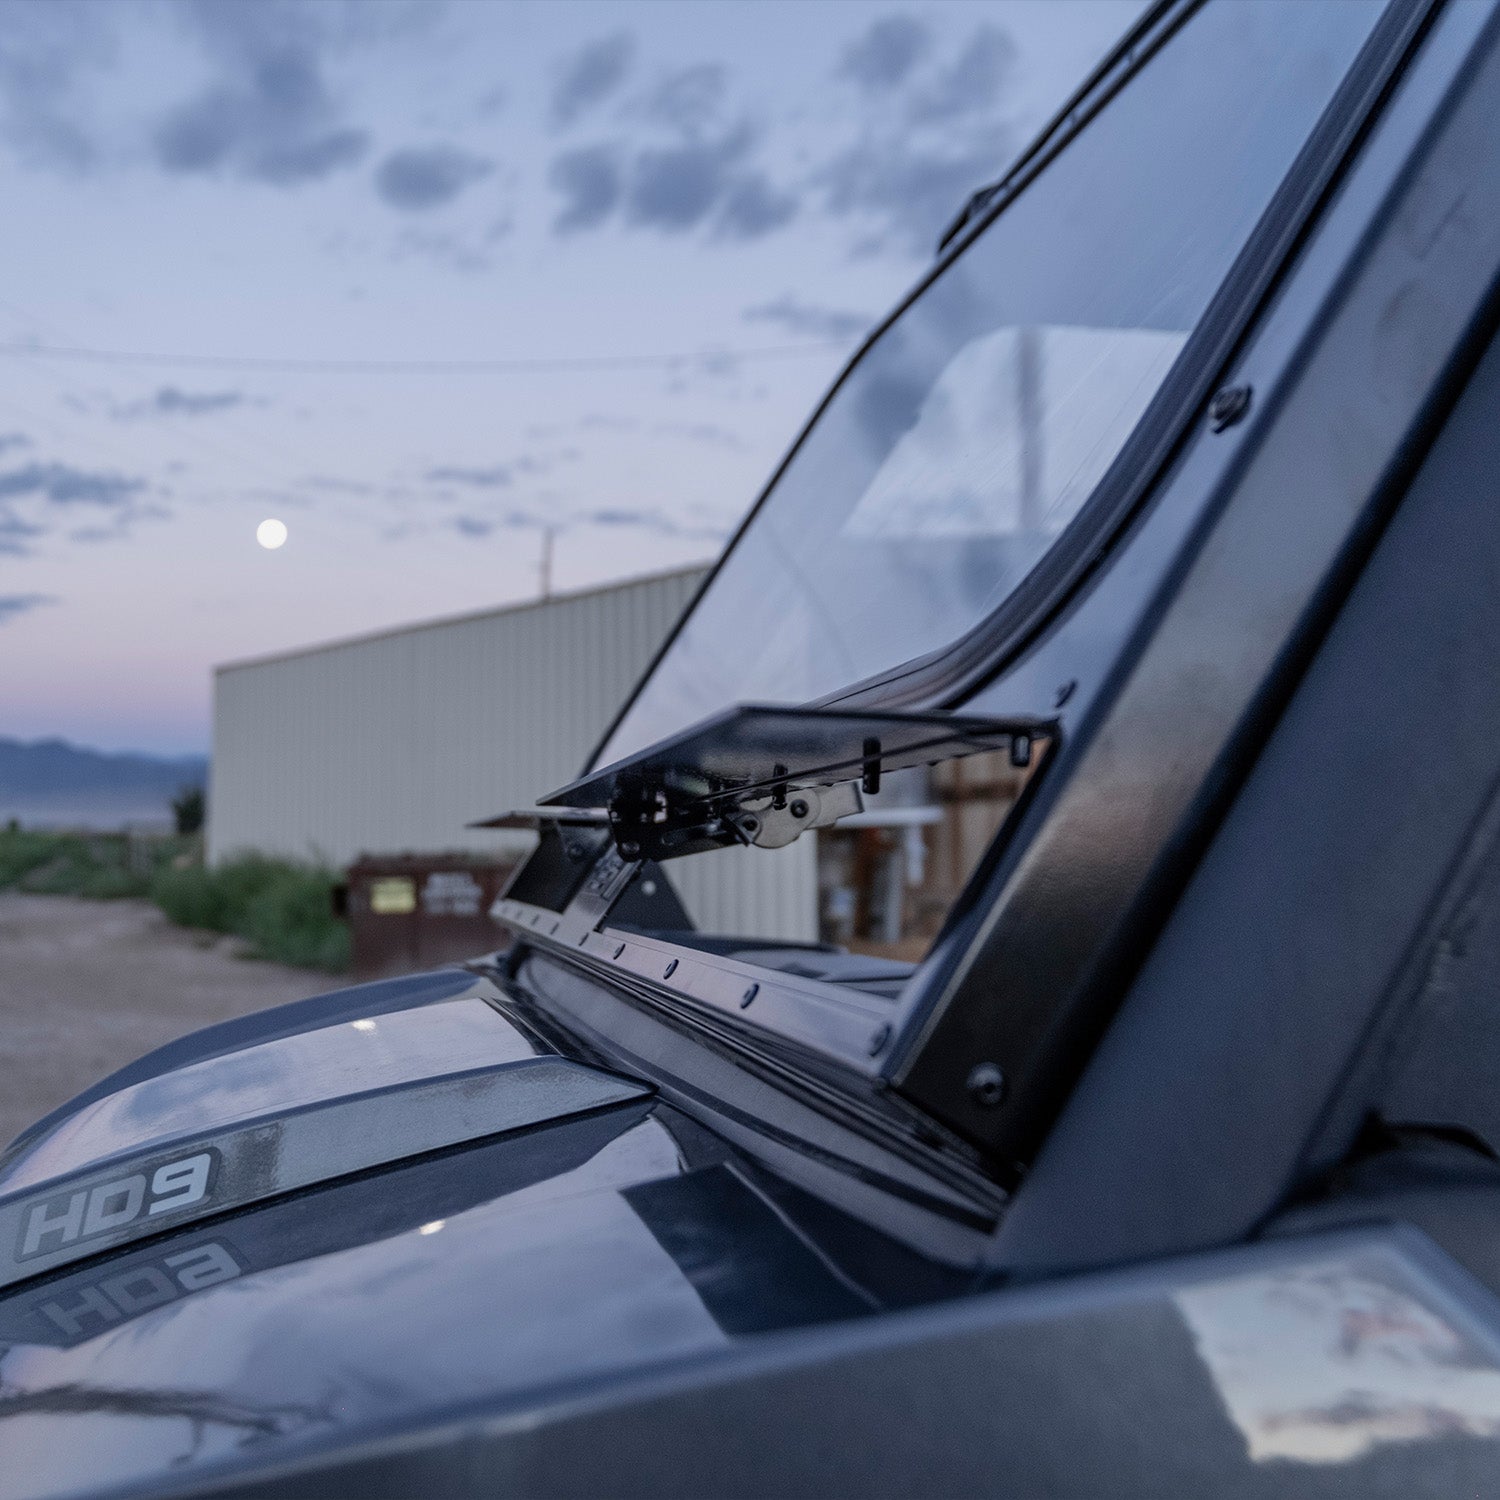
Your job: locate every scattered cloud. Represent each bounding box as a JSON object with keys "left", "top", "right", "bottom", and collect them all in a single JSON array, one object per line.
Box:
[
  {"left": 0, "top": 512, "right": 42, "bottom": 555},
  {"left": 642, "top": 64, "right": 727, "bottom": 136},
  {"left": 0, "top": 1, "right": 112, "bottom": 171},
  {"left": 0, "top": 432, "right": 29, "bottom": 454},
  {"left": 0, "top": 462, "right": 145, "bottom": 507},
  {"left": 115, "top": 387, "right": 248, "bottom": 419},
  {"left": 0, "top": 592, "right": 53, "bottom": 624},
  {"left": 910, "top": 25, "right": 1014, "bottom": 122},
  {"left": 553, "top": 122, "right": 797, "bottom": 243},
  {"left": 576, "top": 505, "right": 726, "bottom": 541},
  {"left": 390, "top": 218, "right": 512, "bottom": 273},
  {"left": 653, "top": 420, "right": 746, "bottom": 451},
  {"left": 717, "top": 173, "right": 798, "bottom": 240},
  {"left": 839, "top": 16, "right": 932, "bottom": 92},
  {"left": 743, "top": 294, "right": 873, "bottom": 341},
  {"left": 627, "top": 127, "right": 753, "bottom": 233},
  {"left": 550, "top": 145, "right": 621, "bottom": 235},
  {"left": 152, "top": 2, "right": 373, "bottom": 187},
  {"left": 426, "top": 464, "right": 512, "bottom": 488},
  {"left": 818, "top": 22, "right": 1017, "bottom": 254},
  {"left": 551, "top": 32, "right": 634, "bottom": 129},
  {"left": 374, "top": 144, "right": 492, "bottom": 212}
]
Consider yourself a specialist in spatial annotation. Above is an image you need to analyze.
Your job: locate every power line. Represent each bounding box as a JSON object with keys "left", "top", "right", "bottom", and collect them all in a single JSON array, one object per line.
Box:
[{"left": 0, "top": 338, "right": 850, "bottom": 376}]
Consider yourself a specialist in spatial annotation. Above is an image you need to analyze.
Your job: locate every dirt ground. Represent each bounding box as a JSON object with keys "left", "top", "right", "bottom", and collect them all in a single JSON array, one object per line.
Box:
[{"left": 0, "top": 892, "right": 330, "bottom": 1152}]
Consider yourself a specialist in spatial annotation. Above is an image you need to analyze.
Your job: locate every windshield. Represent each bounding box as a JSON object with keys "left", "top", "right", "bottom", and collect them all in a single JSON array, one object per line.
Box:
[{"left": 597, "top": 0, "right": 1383, "bottom": 769}]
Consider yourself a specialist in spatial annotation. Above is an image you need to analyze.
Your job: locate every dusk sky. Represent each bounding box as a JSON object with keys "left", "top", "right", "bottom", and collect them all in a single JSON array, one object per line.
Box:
[{"left": 0, "top": 0, "right": 1135, "bottom": 755}]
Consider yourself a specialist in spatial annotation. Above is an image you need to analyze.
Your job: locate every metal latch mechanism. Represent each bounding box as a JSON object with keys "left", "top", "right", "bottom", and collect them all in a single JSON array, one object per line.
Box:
[{"left": 539, "top": 703, "right": 1056, "bottom": 864}]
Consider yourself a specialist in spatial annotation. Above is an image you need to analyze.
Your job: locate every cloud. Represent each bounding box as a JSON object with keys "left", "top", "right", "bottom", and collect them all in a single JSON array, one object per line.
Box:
[
  {"left": 0, "top": 432, "right": 29, "bottom": 454},
  {"left": 642, "top": 64, "right": 727, "bottom": 136},
  {"left": 0, "top": 1, "right": 112, "bottom": 171},
  {"left": 910, "top": 24, "right": 1014, "bottom": 122},
  {"left": 818, "top": 23, "right": 1017, "bottom": 255},
  {"left": 426, "top": 464, "right": 512, "bottom": 488},
  {"left": 576, "top": 505, "right": 726, "bottom": 541},
  {"left": 152, "top": 3, "right": 373, "bottom": 187},
  {"left": 115, "top": 387, "right": 248, "bottom": 419},
  {"left": 627, "top": 128, "right": 754, "bottom": 233},
  {"left": 0, "top": 462, "right": 144, "bottom": 507},
  {"left": 0, "top": 593, "right": 53, "bottom": 624},
  {"left": 375, "top": 144, "right": 492, "bottom": 211},
  {"left": 390, "top": 219, "right": 512, "bottom": 273},
  {"left": 0, "top": 512, "right": 42, "bottom": 554},
  {"left": 548, "top": 50, "right": 799, "bottom": 246},
  {"left": 551, "top": 32, "right": 634, "bottom": 129},
  {"left": 743, "top": 294, "right": 872, "bottom": 341},
  {"left": 716, "top": 173, "right": 798, "bottom": 240},
  {"left": 653, "top": 420, "right": 745, "bottom": 451},
  {"left": 839, "top": 16, "right": 932, "bottom": 92},
  {"left": 550, "top": 145, "right": 621, "bottom": 234}
]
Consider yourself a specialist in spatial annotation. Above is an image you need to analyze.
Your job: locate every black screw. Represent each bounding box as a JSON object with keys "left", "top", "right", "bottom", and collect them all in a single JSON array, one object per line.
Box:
[
  {"left": 620, "top": 841, "right": 641, "bottom": 861},
  {"left": 966, "top": 1062, "right": 1007, "bottom": 1107},
  {"left": 742, "top": 817, "right": 759, "bottom": 833},
  {"left": 1208, "top": 384, "right": 1252, "bottom": 433},
  {"left": 664, "top": 958, "right": 678, "bottom": 979},
  {"left": 868, "top": 1023, "right": 891, "bottom": 1056},
  {"left": 789, "top": 798, "right": 810, "bottom": 820},
  {"left": 740, "top": 983, "right": 759, "bottom": 1009}
]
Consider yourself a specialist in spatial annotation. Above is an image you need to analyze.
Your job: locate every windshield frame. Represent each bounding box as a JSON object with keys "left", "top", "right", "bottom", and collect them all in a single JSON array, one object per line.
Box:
[
  {"left": 585, "top": 0, "right": 1201, "bottom": 775},
  {"left": 502, "top": 0, "right": 1430, "bottom": 1182}
]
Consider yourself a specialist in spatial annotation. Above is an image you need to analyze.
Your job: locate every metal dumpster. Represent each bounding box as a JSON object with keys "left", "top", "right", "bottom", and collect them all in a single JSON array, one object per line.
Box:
[{"left": 340, "top": 852, "right": 516, "bottom": 980}]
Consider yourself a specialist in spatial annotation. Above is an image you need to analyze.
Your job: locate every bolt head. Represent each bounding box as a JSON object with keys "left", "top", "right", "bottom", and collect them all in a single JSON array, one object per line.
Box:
[
  {"left": 790, "top": 799, "right": 810, "bottom": 820},
  {"left": 966, "top": 1062, "right": 1007, "bottom": 1108}
]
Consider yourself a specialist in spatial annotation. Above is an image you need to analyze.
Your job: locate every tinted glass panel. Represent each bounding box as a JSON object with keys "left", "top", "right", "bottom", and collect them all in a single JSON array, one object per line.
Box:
[{"left": 599, "top": 0, "right": 1383, "bottom": 767}]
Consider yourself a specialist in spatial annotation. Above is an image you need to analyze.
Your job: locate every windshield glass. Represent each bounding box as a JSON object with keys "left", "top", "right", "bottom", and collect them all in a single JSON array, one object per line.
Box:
[{"left": 597, "top": 0, "right": 1383, "bottom": 768}]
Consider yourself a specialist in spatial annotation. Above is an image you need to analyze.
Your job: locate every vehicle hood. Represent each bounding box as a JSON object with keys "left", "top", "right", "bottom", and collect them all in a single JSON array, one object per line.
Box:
[{"left": 0, "top": 968, "right": 889, "bottom": 1498}]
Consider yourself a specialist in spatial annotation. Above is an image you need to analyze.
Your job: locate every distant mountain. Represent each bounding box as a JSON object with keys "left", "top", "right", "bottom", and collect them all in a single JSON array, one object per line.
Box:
[{"left": 0, "top": 738, "right": 207, "bottom": 830}]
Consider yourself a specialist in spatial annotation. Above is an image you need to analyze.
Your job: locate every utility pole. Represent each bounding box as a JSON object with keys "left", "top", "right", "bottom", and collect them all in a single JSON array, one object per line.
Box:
[{"left": 539, "top": 526, "right": 556, "bottom": 600}]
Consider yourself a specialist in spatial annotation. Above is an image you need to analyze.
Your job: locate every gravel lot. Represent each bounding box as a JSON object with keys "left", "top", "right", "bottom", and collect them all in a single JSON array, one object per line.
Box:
[{"left": 0, "top": 892, "right": 328, "bottom": 1151}]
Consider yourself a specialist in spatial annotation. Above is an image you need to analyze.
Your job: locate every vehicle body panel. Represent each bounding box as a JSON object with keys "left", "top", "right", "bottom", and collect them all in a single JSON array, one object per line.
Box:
[{"left": 14, "top": 3, "right": 1500, "bottom": 1495}]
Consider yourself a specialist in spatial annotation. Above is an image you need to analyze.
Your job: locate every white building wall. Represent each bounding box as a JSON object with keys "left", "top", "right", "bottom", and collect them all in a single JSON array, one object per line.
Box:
[{"left": 209, "top": 566, "right": 818, "bottom": 942}]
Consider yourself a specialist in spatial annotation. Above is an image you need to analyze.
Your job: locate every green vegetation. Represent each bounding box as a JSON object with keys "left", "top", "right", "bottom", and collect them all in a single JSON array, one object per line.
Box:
[
  {"left": 170, "top": 785, "right": 206, "bottom": 836},
  {"left": 151, "top": 857, "right": 349, "bottom": 972},
  {"left": 0, "top": 827, "right": 348, "bottom": 973}
]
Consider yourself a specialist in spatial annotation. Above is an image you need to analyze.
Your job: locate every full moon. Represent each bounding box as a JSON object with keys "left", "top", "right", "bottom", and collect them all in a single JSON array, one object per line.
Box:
[{"left": 256, "top": 518, "right": 288, "bottom": 550}]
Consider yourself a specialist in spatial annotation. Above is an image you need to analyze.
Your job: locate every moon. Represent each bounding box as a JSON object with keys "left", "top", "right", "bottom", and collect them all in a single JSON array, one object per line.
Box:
[{"left": 256, "top": 518, "right": 288, "bottom": 550}]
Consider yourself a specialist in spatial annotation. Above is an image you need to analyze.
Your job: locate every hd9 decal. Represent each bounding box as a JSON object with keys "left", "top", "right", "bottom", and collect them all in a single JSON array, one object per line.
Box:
[
  {"left": 0, "top": 1238, "right": 242, "bottom": 1348},
  {"left": 15, "top": 1150, "right": 216, "bottom": 1262}
]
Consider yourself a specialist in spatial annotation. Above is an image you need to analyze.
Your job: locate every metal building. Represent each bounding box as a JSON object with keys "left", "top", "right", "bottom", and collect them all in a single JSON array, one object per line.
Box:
[{"left": 209, "top": 566, "right": 817, "bottom": 942}]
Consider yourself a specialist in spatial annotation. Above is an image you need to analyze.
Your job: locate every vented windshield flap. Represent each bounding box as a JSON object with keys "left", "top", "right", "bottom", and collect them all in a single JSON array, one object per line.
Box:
[{"left": 543, "top": 703, "right": 1055, "bottom": 862}]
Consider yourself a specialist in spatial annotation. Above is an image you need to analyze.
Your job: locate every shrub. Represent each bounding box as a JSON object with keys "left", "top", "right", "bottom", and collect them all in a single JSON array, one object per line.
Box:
[
  {"left": 149, "top": 856, "right": 348, "bottom": 972},
  {"left": 0, "top": 827, "right": 348, "bottom": 974},
  {"left": 0, "top": 829, "right": 158, "bottom": 899}
]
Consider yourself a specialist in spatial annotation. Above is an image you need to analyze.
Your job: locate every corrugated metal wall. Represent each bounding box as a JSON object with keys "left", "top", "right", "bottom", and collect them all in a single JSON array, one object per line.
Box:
[{"left": 209, "top": 566, "right": 817, "bottom": 942}]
